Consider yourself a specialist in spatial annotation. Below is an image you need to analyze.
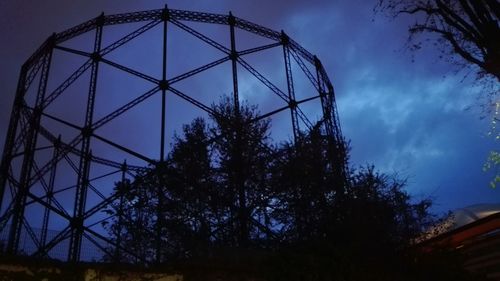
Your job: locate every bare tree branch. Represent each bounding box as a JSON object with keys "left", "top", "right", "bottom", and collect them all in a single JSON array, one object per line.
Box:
[{"left": 378, "top": 0, "right": 500, "bottom": 82}]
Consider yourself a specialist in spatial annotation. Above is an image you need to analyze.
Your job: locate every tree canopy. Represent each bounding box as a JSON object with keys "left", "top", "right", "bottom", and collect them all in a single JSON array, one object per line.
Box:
[{"left": 102, "top": 96, "right": 482, "bottom": 280}]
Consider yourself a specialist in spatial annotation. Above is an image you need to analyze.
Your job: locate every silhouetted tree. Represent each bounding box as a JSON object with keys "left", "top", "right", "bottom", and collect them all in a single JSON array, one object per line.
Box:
[
  {"left": 103, "top": 118, "right": 216, "bottom": 264},
  {"left": 377, "top": 0, "right": 500, "bottom": 82},
  {"left": 163, "top": 118, "right": 217, "bottom": 258},
  {"left": 264, "top": 166, "right": 479, "bottom": 281},
  {"left": 103, "top": 97, "right": 275, "bottom": 262},
  {"left": 270, "top": 124, "right": 342, "bottom": 242},
  {"left": 103, "top": 178, "right": 156, "bottom": 263},
  {"left": 102, "top": 97, "right": 481, "bottom": 280},
  {"left": 210, "top": 96, "right": 274, "bottom": 248}
]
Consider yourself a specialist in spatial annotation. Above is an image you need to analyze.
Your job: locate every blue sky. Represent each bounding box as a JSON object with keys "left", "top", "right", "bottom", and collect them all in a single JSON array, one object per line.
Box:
[{"left": 0, "top": 0, "right": 498, "bottom": 219}]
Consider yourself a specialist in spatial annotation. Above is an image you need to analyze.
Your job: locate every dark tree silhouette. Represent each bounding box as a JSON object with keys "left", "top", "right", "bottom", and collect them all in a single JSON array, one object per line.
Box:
[
  {"left": 103, "top": 97, "right": 275, "bottom": 262},
  {"left": 163, "top": 118, "right": 217, "bottom": 257},
  {"left": 270, "top": 124, "right": 341, "bottom": 242},
  {"left": 376, "top": 0, "right": 500, "bottom": 82},
  {"left": 210, "top": 97, "right": 274, "bottom": 248},
  {"left": 102, "top": 97, "right": 482, "bottom": 280},
  {"left": 103, "top": 119, "right": 216, "bottom": 264},
  {"left": 263, "top": 166, "right": 479, "bottom": 281},
  {"left": 103, "top": 178, "right": 155, "bottom": 263}
]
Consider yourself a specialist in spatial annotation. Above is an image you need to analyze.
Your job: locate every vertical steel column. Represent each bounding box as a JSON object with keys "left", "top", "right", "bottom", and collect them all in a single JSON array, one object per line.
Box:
[
  {"left": 0, "top": 65, "right": 28, "bottom": 215},
  {"left": 314, "top": 56, "right": 348, "bottom": 193},
  {"left": 314, "top": 56, "right": 333, "bottom": 137},
  {"left": 229, "top": 12, "right": 249, "bottom": 247},
  {"left": 228, "top": 12, "right": 240, "bottom": 111},
  {"left": 68, "top": 14, "right": 103, "bottom": 262},
  {"left": 40, "top": 135, "right": 61, "bottom": 252},
  {"left": 114, "top": 160, "right": 127, "bottom": 262},
  {"left": 156, "top": 5, "right": 169, "bottom": 264},
  {"left": 160, "top": 5, "right": 169, "bottom": 162},
  {"left": 7, "top": 42, "right": 53, "bottom": 254},
  {"left": 282, "top": 31, "right": 300, "bottom": 142}
]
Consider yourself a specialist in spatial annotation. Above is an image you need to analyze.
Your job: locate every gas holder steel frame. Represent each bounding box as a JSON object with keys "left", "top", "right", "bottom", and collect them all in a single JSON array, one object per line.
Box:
[{"left": 0, "top": 7, "right": 348, "bottom": 263}]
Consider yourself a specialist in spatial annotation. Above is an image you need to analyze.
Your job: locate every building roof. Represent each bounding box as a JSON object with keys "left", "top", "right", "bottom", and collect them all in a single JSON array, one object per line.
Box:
[{"left": 451, "top": 203, "right": 500, "bottom": 229}]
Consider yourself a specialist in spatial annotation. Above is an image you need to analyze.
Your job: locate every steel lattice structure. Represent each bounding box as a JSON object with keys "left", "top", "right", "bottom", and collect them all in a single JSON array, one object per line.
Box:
[{"left": 0, "top": 7, "right": 347, "bottom": 263}]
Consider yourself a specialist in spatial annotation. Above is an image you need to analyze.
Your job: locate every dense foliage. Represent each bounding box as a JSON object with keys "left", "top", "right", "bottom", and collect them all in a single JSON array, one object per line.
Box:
[{"left": 103, "top": 97, "right": 480, "bottom": 280}]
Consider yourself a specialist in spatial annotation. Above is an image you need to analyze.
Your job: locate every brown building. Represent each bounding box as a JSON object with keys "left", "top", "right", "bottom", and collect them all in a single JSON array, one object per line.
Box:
[{"left": 420, "top": 204, "right": 500, "bottom": 280}]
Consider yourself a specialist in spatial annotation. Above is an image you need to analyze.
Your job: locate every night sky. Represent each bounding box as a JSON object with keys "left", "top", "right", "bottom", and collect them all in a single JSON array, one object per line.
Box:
[{"left": 0, "top": 0, "right": 498, "bottom": 216}]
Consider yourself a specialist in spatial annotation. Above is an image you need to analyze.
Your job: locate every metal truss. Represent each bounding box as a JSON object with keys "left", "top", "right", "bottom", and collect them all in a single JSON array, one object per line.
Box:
[{"left": 0, "top": 7, "right": 348, "bottom": 263}]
